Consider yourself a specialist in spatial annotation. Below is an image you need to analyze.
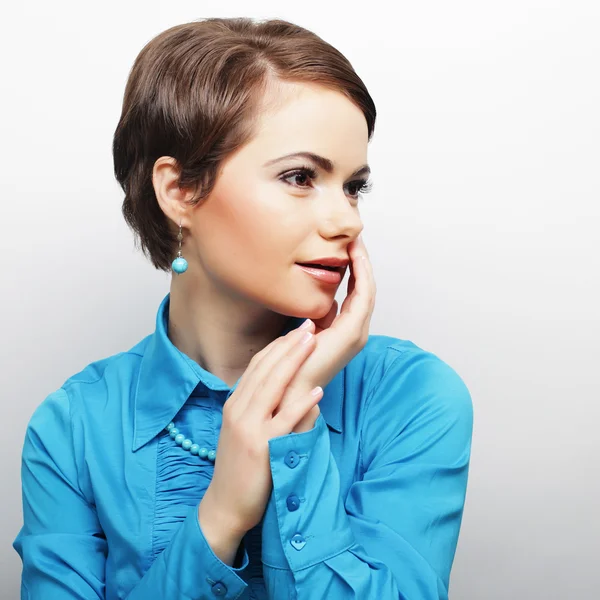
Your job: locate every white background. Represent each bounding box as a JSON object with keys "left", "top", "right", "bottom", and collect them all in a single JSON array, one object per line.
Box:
[{"left": 1, "top": 1, "right": 598, "bottom": 598}]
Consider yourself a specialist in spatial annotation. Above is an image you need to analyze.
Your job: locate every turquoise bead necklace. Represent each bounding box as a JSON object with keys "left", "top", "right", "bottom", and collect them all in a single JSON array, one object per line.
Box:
[{"left": 165, "top": 422, "right": 217, "bottom": 462}]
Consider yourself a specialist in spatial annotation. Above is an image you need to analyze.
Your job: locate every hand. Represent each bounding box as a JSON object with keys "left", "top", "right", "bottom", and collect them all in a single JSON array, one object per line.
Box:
[
  {"left": 199, "top": 323, "right": 322, "bottom": 539},
  {"left": 278, "top": 234, "right": 377, "bottom": 432}
]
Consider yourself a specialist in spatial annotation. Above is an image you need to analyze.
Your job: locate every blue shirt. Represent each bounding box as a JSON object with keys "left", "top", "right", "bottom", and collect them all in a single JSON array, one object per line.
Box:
[{"left": 13, "top": 292, "right": 473, "bottom": 600}]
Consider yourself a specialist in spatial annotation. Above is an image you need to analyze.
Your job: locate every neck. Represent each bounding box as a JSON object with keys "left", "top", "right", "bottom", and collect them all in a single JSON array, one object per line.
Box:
[{"left": 167, "top": 272, "right": 291, "bottom": 388}]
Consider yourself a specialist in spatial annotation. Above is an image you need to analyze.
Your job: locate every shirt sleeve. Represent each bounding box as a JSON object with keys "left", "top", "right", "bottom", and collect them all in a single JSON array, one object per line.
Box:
[
  {"left": 12, "top": 388, "right": 251, "bottom": 600},
  {"left": 261, "top": 348, "right": 474, "bottom": 600}
]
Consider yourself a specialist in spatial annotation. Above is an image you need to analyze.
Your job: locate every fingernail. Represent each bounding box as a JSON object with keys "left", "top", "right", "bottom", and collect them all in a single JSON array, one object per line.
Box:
[
  {"left": 300, "top": 319, "right": 312, "bottom": 330},
  {"left": 311, "top": 386, "right": 323, "bottom": 396},
  {"left": 301, "top": 331, "right": 313, "bottom": 344}
]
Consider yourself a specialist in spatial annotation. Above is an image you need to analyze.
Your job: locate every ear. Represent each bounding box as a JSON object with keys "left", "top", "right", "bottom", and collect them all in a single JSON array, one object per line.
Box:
[{"left": 152, "top": 156, "right": 195, "bottom": 228}]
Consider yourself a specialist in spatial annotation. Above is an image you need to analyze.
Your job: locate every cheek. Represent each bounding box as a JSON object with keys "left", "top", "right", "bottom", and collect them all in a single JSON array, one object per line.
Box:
[
  {"left": 192, "top": 183, "right": 325, "bottom": 311},
  {"left": 195, "top": 190, "right": 292, "bottom": 279}
]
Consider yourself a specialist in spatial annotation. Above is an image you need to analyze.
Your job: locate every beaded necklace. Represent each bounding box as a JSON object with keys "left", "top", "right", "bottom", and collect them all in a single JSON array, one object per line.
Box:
[
  {"left": 165, "top": 421, "right": 217, "bottom": 462},
  {"left": 163, "top": 317, "right": 305, "bottom": 463}
]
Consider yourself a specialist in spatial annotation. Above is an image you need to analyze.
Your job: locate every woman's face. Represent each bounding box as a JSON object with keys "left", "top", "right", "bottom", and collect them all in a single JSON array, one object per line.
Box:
[{"left": 185, "top": 81, "right": 369, "bottom": 319}]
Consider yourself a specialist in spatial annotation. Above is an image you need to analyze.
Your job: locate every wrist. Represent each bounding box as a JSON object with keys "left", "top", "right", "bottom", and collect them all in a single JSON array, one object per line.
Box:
[{"left": 198, "top": 488, "right": 246, "bottom": 566}]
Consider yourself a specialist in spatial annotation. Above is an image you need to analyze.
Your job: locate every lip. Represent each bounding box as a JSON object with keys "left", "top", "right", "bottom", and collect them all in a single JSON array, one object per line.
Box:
[
  {"left": 298, "top": 257, "right": 349, "bottom": 269},
  {"left": 296, "top": 263, "right": 342, "bottom": 285}
]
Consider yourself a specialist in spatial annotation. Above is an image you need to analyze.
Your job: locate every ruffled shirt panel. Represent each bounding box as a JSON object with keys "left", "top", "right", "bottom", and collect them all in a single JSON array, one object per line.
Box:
[{"left": 152, "top": 388, "right": 265, "bottom": 598}]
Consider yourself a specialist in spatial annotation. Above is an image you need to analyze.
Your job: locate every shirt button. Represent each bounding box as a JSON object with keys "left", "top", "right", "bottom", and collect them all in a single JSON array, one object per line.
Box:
[
  {"left": 286, "top": 494, "right": 300, "bottom": 512},
  {"left": 211, "top": 581, "right": 227, "bottom": 596},
  {"left": 290, "top": 533, "right": 306, "bottom": 551},
  {"left": 284, "top": 450, "right": 300, "bottom": 468}
]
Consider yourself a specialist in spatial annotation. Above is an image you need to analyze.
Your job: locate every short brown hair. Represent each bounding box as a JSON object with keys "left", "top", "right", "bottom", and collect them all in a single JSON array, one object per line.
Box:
[{"left": 112, "top": 17, "right": 377, "bottom": 272}]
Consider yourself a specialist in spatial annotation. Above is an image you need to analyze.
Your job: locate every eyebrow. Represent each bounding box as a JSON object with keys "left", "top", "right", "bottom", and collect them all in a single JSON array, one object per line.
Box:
[{"left": 263, "top": 152, "right": 371, "bottom": 178}]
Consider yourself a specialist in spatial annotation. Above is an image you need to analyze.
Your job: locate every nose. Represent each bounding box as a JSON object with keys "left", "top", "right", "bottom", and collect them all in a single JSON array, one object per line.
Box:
[{"left": 318, "top": 191, "right": 364, "bottom": 241}]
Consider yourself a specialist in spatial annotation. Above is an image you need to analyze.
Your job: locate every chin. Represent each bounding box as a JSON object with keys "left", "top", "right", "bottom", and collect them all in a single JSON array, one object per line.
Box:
[{"left": 282, "top": 294, "right": 337, "bottom": 321}]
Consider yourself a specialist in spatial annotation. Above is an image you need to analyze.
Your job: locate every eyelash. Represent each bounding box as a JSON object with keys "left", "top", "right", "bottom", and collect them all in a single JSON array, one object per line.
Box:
[{"left": 278, "top": 165, "right": 374, "bottom": 201}]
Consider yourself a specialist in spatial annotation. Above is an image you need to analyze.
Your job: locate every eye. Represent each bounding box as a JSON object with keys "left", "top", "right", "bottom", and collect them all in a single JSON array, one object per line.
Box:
[
  {"left": 347, "top": 179, "right": 374, "bottom": 200},
  {"left": 279, "top": 166, "right": 318, "bottom": 189},
  {"left": 279, "top": 165, "right": 374, "bottom": 202}
]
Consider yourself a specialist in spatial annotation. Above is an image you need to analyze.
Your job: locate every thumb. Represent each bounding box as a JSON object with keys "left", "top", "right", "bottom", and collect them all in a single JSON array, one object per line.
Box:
[{"left": 313, "top": 300, "right": 338, "bottom": 333}]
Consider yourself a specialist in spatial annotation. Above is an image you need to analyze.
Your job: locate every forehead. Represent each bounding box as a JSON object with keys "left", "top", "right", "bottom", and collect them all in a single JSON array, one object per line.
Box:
[{"left": 250, "top": 80, "right": 369, "bottom": 165}]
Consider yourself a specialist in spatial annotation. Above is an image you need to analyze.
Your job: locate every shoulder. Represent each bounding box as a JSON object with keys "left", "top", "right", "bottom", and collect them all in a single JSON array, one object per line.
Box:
[
  {"left": 62, "top": 334, "right": 150, "bottom": 395},
  {"left": 20, "top": 336, "right": 154, "bottom": 504},
  {"left": 360, "top": 333, "right": 472, "bottom": 408},
  {"left": 27, "top": 334, "right": 153, "bottom": 438},
  {"left": 350, "top": 334, "right": 473, "bottom": 452},
  {"left": 347, "top": 333, "right": 472, "bottom": 401}
]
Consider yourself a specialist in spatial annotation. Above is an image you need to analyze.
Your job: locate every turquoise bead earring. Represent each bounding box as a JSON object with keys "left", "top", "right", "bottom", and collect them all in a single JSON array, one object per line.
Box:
[{"left": 171, "top": 219, "right": 188, "bottom": 274}]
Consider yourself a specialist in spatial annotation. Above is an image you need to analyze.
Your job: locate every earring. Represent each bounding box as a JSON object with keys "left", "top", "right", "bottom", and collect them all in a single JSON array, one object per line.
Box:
[{"left": 171, "top": 219, "right": 188, "bottom": 274}]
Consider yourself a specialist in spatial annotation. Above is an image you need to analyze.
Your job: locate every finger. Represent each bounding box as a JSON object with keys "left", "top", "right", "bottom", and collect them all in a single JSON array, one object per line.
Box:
[
  {"left": 339, "top": 241, "right": 367, "bottom": 317},
  {"left": 347, "top": 238, "right": 374, "bottom": 315},
  {"left": 357, "top": 238, "right": 376, "bottom": 308},
  {"left": 229, "top": 322, "right": 315, "bottom": 415},
  {"left": 268, "top": 385, "right": 323, "bottom": 438},
  {"left": 339, "top": 259, "right": 356, "bottom": 314},
  {"left": 328, "top": 240, "right": 373, "bottom": 340},
  {"left": 231, "top": 319, "right": 314, "bottom": 395},
  {"left": 355, "top": 236, "right": 376, "bottom": 298},
  {"left": 312, "top": 299, "right": 338, "bottom": 331},
  {"left": 244, "top": 329, "right": 318, "bottom": 420},
  {"left": 354, "top": 234, "right": 370, "bottom": 259}
]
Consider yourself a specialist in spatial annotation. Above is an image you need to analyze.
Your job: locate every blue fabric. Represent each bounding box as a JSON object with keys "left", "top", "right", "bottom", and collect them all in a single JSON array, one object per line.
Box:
[{"left": 13, "top": 292, "right": 473, "bottom": 599}]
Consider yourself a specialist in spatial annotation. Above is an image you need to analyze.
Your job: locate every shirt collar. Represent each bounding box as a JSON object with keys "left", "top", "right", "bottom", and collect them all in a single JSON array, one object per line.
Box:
[{"left": 132, "top": 293, "right": 343, "bottom": 452}]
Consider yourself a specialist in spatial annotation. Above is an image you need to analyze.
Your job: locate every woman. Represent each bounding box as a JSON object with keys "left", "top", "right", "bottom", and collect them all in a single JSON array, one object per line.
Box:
[{"left": 13, "top": 17, "right": 473, "bottom": 600}]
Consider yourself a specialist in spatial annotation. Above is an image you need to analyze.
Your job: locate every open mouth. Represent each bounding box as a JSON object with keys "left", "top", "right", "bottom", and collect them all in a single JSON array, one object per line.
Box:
[
  {"left": 295, "top": 263, "right": 344, "bottom": 285},
  {"left": 296, "top": 263, "right": 341, "bottom": 273}
]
